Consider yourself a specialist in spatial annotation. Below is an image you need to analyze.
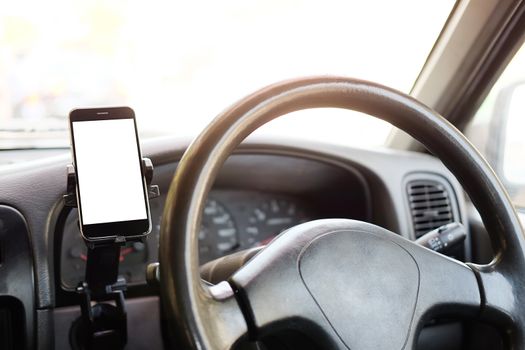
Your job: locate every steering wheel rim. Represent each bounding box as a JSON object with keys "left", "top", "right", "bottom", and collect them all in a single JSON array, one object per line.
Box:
[{"left": 159, "top": 76, "right": 525, "bottom": 349}]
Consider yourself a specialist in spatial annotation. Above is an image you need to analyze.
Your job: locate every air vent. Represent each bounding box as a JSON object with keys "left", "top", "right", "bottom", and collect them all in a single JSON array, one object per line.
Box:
[{"left": 407, "top": 180, "right": 455, "bottom": 238}]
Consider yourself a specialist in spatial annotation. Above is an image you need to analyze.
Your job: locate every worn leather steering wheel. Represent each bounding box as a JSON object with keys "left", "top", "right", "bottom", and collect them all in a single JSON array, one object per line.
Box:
[{"left": 159, "top": 77, "right": 525, "bottom": 349}]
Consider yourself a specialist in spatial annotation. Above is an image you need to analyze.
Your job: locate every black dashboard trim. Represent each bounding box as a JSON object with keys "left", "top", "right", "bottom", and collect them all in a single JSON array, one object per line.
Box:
[{"left": 0, "top": 205, "right": 36, "bottom": 350}]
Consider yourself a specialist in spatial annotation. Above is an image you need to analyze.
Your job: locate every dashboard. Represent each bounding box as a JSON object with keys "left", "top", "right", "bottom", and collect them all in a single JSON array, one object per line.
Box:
[{"left": 0, "top": 136, "right": 478, "bottom": 349}]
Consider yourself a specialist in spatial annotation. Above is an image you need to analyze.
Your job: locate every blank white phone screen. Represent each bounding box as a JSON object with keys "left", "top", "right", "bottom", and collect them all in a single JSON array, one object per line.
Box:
[{"left": 72, "top": 119, "right": 147, "bottom": 225}]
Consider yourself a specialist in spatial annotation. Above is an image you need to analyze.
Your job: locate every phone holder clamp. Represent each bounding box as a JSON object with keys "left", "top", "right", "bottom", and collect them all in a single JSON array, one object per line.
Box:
[{"left": 64, "top": 157, "right": 160, "bottom": 208}]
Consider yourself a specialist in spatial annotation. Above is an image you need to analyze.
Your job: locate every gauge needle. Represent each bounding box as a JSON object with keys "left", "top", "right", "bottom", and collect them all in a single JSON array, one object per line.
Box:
[
  {"left": 259, "top": 235, "right": 276, "bottom": 246},
  {"left": 119, "top": 247, "right": 134, "bottom": 262},
  {"left": 79, "top": 253, "right": 87, "bottom": 261}
]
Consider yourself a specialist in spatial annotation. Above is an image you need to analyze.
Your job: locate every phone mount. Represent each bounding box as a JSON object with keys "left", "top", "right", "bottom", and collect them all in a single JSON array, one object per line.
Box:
[{"left": 64, "top": 158, "right": 159, "bottom": 350}]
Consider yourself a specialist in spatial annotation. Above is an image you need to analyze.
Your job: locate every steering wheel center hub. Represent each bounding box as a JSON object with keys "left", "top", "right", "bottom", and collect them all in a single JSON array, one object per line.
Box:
[{"left": 299, "top": 230, "right": 419, "bottom": 349}]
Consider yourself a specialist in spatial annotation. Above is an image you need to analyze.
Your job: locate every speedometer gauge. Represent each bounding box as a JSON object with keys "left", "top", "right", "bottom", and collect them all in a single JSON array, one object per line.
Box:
[{"left": 199, "top": 199, "right": 239, "bottom": 263}]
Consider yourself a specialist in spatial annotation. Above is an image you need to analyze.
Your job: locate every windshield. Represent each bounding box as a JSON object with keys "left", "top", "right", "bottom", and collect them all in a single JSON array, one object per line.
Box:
[{"left": 1, "top": 0, "right": 455, "bottom": 149}]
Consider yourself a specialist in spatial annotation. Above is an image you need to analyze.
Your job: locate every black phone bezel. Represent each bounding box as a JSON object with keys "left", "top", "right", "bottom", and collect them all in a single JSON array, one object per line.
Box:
[{"left": 69, "top": 107, "right": 151, "bottom": 242}]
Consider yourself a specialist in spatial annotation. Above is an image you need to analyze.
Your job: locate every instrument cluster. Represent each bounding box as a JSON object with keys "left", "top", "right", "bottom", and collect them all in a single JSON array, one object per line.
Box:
[
  {"left": 60, "top": 189, "right": 317, "bottom": 288},
  {"left": 196, "top": 191, "right": 314, "bottom": 263}
]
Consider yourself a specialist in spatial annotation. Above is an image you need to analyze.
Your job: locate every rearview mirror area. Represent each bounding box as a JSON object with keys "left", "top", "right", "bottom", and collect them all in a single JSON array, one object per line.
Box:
[
  {"left": 502, "top": 84, "right": 525, "bottom": 185},
  {"left": 466, "top": 41, "right": 525, "bottom": 209},
  {"left": 475, "top": 80, "right": 525, "bottom": 207}
]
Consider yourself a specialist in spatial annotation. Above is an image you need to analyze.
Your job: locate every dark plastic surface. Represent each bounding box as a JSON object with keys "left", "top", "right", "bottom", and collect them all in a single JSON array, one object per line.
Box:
[
  {"left": 159, "top": 77, "right": 525, "bottom": 349},
  {"left": 0, "top": 205, "right": 35, "bottom": 350},
  {"left": 84, "top": 245, "right": 121, "bottom": 293},
  {"left": 54, "top": 296, "right": 163, "bottom": 350}
]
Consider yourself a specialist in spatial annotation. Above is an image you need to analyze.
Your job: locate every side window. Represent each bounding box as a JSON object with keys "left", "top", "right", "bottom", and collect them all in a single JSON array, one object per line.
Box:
[{"left": 466, "top": 44, "right": 525, "bottom": 208}]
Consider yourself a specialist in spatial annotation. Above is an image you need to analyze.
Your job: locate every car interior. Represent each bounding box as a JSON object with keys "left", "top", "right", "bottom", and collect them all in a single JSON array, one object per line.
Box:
[{"left": 2, "top": 0, "right": 525, "bottom": 349}]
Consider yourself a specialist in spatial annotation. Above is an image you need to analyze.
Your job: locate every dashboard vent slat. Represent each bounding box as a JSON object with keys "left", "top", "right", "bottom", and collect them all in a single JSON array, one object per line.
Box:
[{"left": 407, "top": 179, "right": 456, "bottom": 238}]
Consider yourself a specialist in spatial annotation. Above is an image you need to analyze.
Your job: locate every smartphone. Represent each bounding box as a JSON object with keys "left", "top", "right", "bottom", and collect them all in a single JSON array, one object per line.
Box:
[{"left": 69, "top": 107, "right": 151, "bottom": 242}]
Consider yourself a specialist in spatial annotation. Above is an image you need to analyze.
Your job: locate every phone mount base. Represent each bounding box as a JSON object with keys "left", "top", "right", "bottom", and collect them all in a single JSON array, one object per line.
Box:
[{"left": 70, "top": 280, "right": 127, "bottom": 350}]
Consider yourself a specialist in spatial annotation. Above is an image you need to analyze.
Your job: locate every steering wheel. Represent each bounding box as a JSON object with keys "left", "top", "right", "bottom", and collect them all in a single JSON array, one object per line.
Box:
[{"left": 159, "top": 77, "right": 525, "bottom": 349}]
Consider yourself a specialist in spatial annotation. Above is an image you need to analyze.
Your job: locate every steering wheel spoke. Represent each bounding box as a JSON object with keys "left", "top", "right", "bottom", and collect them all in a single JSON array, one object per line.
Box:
[{"left": 408, "top": 238, "right": 481, "bottom": 321}]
